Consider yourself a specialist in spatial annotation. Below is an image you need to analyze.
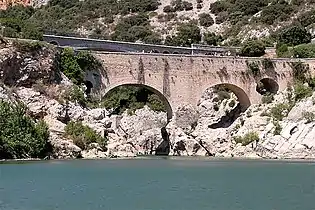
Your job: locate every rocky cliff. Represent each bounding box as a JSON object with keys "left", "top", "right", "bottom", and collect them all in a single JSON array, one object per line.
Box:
[{"left": 0, "top": 40, "right": 314, "bottom": 160}]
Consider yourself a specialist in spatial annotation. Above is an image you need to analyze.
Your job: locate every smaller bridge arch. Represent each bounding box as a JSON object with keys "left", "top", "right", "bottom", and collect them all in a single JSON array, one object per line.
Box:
[
  {"left": 201, "top": 83, "right": 251, "bottom": 111},
  {"left": 103, "top": 83, "right": 173, "bottom": 121},
  {"left": 256, "top": 78, "right": 279, "bottom": 95}
]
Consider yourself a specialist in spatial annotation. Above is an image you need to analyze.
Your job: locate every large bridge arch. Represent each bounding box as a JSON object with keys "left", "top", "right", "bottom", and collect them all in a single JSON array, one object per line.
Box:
[{"left": 103, "top": 83, "right": 173, "bottom": 121}]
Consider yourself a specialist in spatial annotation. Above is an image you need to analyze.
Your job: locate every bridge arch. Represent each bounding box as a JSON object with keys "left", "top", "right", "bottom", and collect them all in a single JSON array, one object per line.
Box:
[
  {"left": 104, "top": 83, "right": 173, "bottom": 121},
  {"left": 256, "top": 78, "right": 279, "bottom": 95},
  {"left": 201, "top": 83, "right": 251, "bottom": 111}
]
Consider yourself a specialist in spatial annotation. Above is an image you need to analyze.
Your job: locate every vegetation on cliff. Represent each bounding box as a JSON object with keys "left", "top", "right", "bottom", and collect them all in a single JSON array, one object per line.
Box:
[
  {"left": 102, "top": 86, "right": 166, "bottom": 114},
  {"left": 1, "top": 0, "right": 315, "bottom": 55},
  {"left": 65, "top": 121, "right": 107, "bottom": 150},
  {"left": 0, "top": 100, "right": 52, "bottom": 159}
]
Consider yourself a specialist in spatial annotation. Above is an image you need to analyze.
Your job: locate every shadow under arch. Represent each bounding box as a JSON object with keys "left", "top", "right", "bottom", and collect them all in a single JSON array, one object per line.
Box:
[
  {"left": 104, "top": 83, "right": 173, "bottom": 121},
  {"left": 256, "top": 78, "right": 279, "bottom": 95}
]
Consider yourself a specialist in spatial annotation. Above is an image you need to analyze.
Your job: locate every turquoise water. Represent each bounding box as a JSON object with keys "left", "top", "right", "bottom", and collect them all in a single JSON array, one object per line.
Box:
[{"left": 0, "top": 158, "right": 315, "bottom": 210}]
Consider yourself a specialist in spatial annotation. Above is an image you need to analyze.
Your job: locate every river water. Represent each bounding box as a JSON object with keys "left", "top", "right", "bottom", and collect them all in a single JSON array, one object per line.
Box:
[{"left": 0, "top": 158, "right": 315, "bottom": 210}]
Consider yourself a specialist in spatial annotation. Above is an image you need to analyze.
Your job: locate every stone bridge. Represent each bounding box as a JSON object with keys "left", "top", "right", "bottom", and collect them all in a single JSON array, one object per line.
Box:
[{"left": 84, "top": 52, "right": 315, "bottom": 120}]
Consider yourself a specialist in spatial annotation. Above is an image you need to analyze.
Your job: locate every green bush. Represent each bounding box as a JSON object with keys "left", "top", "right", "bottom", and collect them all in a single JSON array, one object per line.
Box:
[
  {"left": 12, "top": 40, "right": 46, "bottom": 53},
  {"left": 278, "top": 25, "right": 311, "bottom": 46},
  {"left": 101, "top": 86, "right": 166, "bottom": 114},
  {"left": 234, "top": 131, "right": 259, "bottom": 146},
  {"left": 270, "top": 103, "right": 292, "bottom": 121},
  {"left": 0, "top": 101, "right": 51, "bottom": 159},
  {"left": 262, "top": 93, "right": 274, "bottom": 104},
  {"left": 203, "top": 32, "right": 223, "bottom": 46},
  {"left": 65, "top": 121, "right": 107, "bottom": 150},
  {"left": 273, "top": 120, "right": 282, "bottom": 135},
  {"left": 166, "top": 22, "right": 201, "bottom": 47},
  {"left": 240, "top": 39, "right": 265, "bottom": 57},
  {"left": 246, "top": 61, "right": 260, "bottom": 76},
  {"left": 262, "top": 58, "right": 274, "bottom": 70},
  {"left": 294, "top": 83, "right": 313, "bottom": 102},
  {"left": 69, "top": 85, "right": 88, "bottom": 107},
  {"left": 276, "top": 43, "right": 293, "bottom": 58},
  {"left": 199, "top": 13, "right": 214, "bottom": 27},
  {"left": 59, "top": 48, "right": 84, "bottom": 85},
  {"left": 259, "top": 1, "right": 294, "bottom": 25},
  {"left": 302, "top": 111, "right": 315, "bottom": 123},
  {"left": 293, "top": 43, "right": 315, "bottom": 58},
  {"left": 290, "top": 61, "right": 310, "bottom": 83},
  {"left": 58, "top": 48, "right": 100, "bottom": 85},
  {"left": 215, "top": 11, "right": 229, "bottom": 24},
  {"left": 163, "top": 5, "right": 175, "bottom": 13}
]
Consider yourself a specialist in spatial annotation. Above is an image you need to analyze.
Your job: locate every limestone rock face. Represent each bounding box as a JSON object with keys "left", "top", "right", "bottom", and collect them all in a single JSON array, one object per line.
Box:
[
  {"left": 1, "top": 40, "right": 315, "bottom": 160},
  {"left": 50, "top": 133, "right": 82, "bottom": 159}
]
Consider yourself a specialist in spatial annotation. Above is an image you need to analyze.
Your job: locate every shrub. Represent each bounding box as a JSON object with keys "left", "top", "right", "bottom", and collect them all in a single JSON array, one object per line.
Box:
[
  {"left": 215, "top": 11, "right": 228, "bottom": 24},
  {"left": 240, "top": 39, "right": 265, "bottom": 57},
  {"left": 12, "top": 40, "right": 46, "bottom": 52},
  {"left": 163, "top": 5, "right": 174, "bottom": 13},
  {"left": 293, "top": 43, "right": 315, "bottom": 58},
  {"left": 246, "top": 61, "right": 260, "bottom": 76},
  {"left": 294, "top": 83, "right": 313, "bottom": 102},
  {"left": 259, "top": 1, "right": 294, "bottom": 25},
  {"left": 209, "top": 1, "right": 228, "bottom": 15},
  {"left": 65, "top": 121, "right": 107, "bottom": 150},
  {"left": 199, "top": 13, "right": 214, "bottom": 27},
  {"left": 262, "top": 93, "right": 274, "bottom": 104},
  {"left": 148, "top": 94, "right": 166, "bottom": 112},
  {"left": 278, "top": 25, "right": 311, "bottom": 46},
  {"left": 69, "top": 85, "right": 88, "bottom": 107},
  {"left": 270, "top": 103, "right": 292, "bottom": 121},
  {"left": 59, "top": 48, "right": 84, "bottom": 85},
  {"left": 101, "top": 86, "right": 166, "bottom": 114},
  {"left": 273, "top": 120, "right": 282, "bottom": 135},
  {"left": 171, "top": 22, "right": 201, "bottom": 47},
  {"left": 183, "top": 1, "right": 193, "bottom": 10},
  {"left": 290, "top": 61, "right": 310, "bottom": 83},
  {"left": 262, "top": 58, "right": 274, "bottom": 70},
  {"left": 196, "top": 3, "right": 202, "bottom": 9},
  {"left": 276, "top": 43, "right": 293, "bottom": 58},
  {"left": 234, "top": 132, "right": 259, "bottom": 146},
  {"left": 0, "top": 101, "right": 51, "bottom": 159},
  {"left": 203, "top": 32, "right": 223, "bottom": 46},
  {"left": 302, "top": 111, "right": 315, "bottom": 123}
]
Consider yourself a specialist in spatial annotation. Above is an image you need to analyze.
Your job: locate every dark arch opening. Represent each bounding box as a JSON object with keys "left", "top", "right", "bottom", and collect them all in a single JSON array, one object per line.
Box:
[
  {"left": 151, "top": 49, "right": 160, "bottom": 53},
  {"left": 256, "top": 78, "right": 279, "bottom": 95},
  {"left": 49, "top": 41, "right": 59, "bottom": 46},
  {"left": 173, "top": 51, "right": 179, "bottom": 54},
  {"left": 200, "top": 83, "right": 251, "bottom": 129},
  {"left": 104, "top": 84, "right": 172, "bottom": 121},
  {"left": 85, "top": 80, "right": 93, "bottom": 95},
  {"left": 162, "top": 51, "right": 170, "bottom": 54}
]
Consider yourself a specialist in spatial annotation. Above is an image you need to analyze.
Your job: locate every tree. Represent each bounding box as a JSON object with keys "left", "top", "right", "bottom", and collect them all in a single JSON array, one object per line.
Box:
[
  {"left": 60, "top": 48, "right": 84, "bottom": 85},
  {"left": 293, "top": 44, "right": 315, "bottom": 58},
  {"left": 199, "top": 13, "right": 214, "bottom": 27},
  {"left": 278, "top": 25, "right": 312, "bottom": 46},
  {"left": 204, "top": 32, "right": 223, "bottom": 46},
  {"left": 175, "top": 22, "right": 201, "bottom": 46},
  {"left": 240, "top": 39, "right": 265, "bottom": 57},
  {"left": 0, "top": 101, "right": 51, "bottom": 159}
]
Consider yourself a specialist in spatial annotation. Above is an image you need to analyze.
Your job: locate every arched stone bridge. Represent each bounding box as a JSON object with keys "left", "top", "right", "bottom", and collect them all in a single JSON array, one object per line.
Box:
[{"left": 85, "top": 52, "right": 315, "bottom": 120}]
